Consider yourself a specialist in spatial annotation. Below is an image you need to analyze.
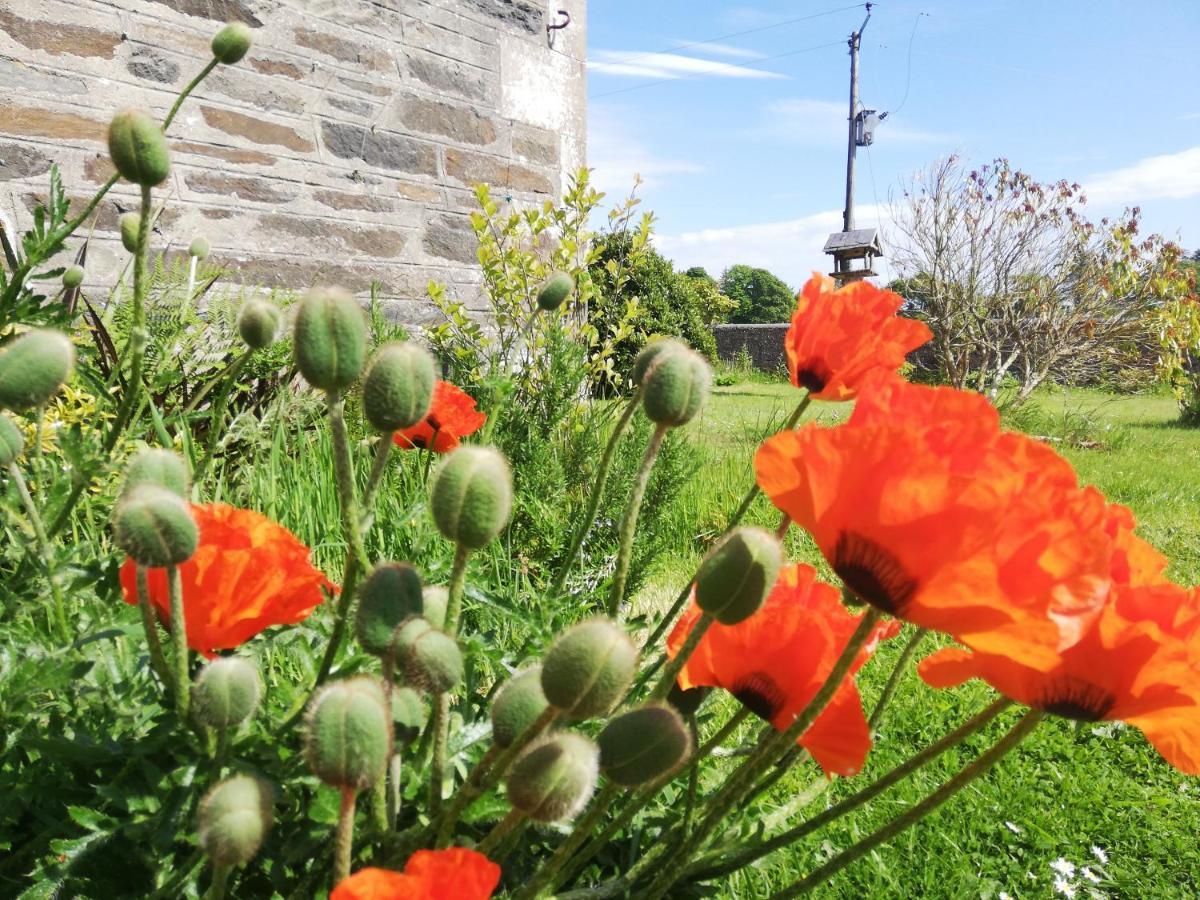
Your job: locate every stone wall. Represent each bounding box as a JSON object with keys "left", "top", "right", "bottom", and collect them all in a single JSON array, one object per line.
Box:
[
  {"left": 713, "top": 323, "right": 789, "bottom": 373},
  {"left": 0, "top": 0, "right": 587, "bottom": 327}
]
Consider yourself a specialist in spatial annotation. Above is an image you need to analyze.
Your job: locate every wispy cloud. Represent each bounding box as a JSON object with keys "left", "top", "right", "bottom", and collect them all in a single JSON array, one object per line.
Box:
[
  {"left": 672, "top": 41, "right": 761, "bottom": 60},
  {"left": 756, "top": 98, "right": 955, "bottom": 145},
  {"left": 1084, "top": 146, "right": 1200, "bottom": 206},
  {"left": 588, "top": 50, "right": 784, "bottom": 81},
  {"left": 588, "top": 105, "right": 704, "bottom": 195}
]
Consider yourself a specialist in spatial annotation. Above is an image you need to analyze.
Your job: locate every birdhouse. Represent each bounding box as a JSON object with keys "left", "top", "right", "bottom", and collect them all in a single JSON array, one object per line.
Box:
[{"left": 823, "top": 228, "right": 883, "bottom": 283}]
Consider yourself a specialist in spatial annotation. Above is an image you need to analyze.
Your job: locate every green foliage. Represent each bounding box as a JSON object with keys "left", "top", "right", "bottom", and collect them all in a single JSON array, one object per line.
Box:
[{"left": 719, "top": 264, "right": 795, "bottom": 324}]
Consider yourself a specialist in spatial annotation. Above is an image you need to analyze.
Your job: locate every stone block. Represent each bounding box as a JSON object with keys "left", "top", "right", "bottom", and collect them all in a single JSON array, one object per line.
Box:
[
  {"left": 0, "top": 59, "right": 88, "bottom": 97},
  {"left": 444, "top": 147, "right": 553, "bottom": 195},
  {"left": 512, "top": 123, "right": 559, "bottom": 166},
  {"left": 462, "top": 0, "right": 543, "bottom": 36},
  {"left": 200, "top": 106, "right": 315, "bottom": 153},
  {"left": 320, "top": 120, "right": 438, "bottom": 176},
  {"left": 396, "top": 96, "right": 498, "bottom": 146},
  {"left": 142, "top": 0, "right": 262, "bottom": 25},
  {"left": 0, "top": 6, "right": 122, "bottom": 59},
  {"left": 255, "top": 213, "right": 409, "bottom": 258},
  {"left": 0, "top": 142, "right": 53, "bottom": 181},
  {"left": 127, "top": 46, "right": 182, "bottom": 84},
  {"left": 406, "top": 51, "right": 493, "bottom": 105},
  {"left": 294, "top": 26, "right": 393, "bottom": 74},
  {"left": 0, "top": 102, "right": 106, "bottom": 143},
  {"left": 422, "top": 213, "right": 477, "bottom": 263},
  {"left": 184, "top": 170, "right": 298, "bottom": 204}
]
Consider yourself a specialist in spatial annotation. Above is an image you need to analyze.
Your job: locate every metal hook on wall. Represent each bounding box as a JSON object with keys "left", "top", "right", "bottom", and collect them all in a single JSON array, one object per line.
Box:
[{"left": 546, "top": 8, "right": 570, "bottom": 47}]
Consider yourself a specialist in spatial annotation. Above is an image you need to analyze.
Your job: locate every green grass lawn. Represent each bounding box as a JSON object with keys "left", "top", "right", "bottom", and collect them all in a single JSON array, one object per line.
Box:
[{"left": 634, "top": 381, "right": 1200, "bottom": 899}]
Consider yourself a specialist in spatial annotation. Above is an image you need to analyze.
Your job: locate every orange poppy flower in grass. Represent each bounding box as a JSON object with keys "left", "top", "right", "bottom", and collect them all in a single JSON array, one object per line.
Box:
[
  {"left": 756, "top": 381, "right": 1125, "bottom": 669},
  {"left": 393, "top": 381, "right": 485, "bottom": 453},
  {"left": 785, "top": 273, "right": 932, "bottom": 401},
  {"left": 332, "top": 848, "right": 500, "bottom": 899},
  {"left": 919, "top": 581, "right": 1200, "bottom": 774},
  {"left": 120, "top": 503, "right": 333, "bottom": 657},
  {"left": 667, "top": 564, "right": 899, "bottom": 776}
]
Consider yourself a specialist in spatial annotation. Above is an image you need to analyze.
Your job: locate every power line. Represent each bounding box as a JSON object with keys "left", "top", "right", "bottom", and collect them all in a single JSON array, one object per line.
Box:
[
  {"left": 889, "top": 12, "right": 927, "bottom": 116},
  {"left": 590, "top": 39, "right": 846, "bottom": 99}
]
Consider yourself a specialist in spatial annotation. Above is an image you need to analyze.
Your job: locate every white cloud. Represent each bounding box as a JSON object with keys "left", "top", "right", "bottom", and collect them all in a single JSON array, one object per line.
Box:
[
  {"left": 674, "top": 41, "right": 761, "bottom": 60},
  {"left": 757, "top": 98, "right": 955, "bottom": 145},
  {"left": 588, "top": 50, "right": 784, "bottom": 81},
  {"left": 656, "top": 205, "right": 896, "bottom": 286},
  {"left": 1084, "top": 146, "right": 1200, "bottom": 206},
  {"left": 588, "top": 106, "right": 704, "bottom": 195}
]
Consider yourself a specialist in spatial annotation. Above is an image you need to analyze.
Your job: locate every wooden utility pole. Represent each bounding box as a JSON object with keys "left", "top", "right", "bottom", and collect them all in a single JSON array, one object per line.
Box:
[{"left": 842, "top": 3, "right": 872, "bottom": 233}]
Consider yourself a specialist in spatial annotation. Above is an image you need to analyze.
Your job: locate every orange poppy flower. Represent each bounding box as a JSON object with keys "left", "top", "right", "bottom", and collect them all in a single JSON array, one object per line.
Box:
[
  {"left": 667, "top": 564, "right": 899, "bottom": 777},
  {"left": 755, "top": 381, "right": 1123, "bottom": 669},
  {"left": 393, "top": 381, "right": 486, "bottom": 453},
  {"left": 331, "top": 849, "right": 500, "bottom": 900},
  {"left": 120, "top": 503, "right": 333, "bottom": 657},
  {"left": 784, "top": 273, "right": 932, "bottom": 401},
  {"left": 919, "top": 581, "right": 1200, "bottom": 774}
]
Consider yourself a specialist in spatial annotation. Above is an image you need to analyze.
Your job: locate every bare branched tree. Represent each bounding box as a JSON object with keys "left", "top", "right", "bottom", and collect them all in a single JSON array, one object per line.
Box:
[{"left": 890, "top": 156, "right": 1183, "bottom": 403}]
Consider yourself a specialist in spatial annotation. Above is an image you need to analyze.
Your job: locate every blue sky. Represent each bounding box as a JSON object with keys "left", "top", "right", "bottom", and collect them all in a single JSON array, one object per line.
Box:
[{"left": 586, "top": 1, "right": 1200, "bottom": 287}]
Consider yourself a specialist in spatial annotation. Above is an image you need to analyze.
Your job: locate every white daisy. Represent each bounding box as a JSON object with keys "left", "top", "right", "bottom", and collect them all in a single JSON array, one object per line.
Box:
[
  {"left": 1091, "top": 845, "right": 1109, "bottom": 864},
  {"left": 1082, "top": 867, "right": 1101, "bottom": 884},
  {"left": 1005, "top": 821, "right": 1022, "bottom": 834},
  {"left": 1051, "top": 858, "right": 1077, "bottom": 878},
  {"left": 1054, "top": 876, "right": 1078, "bottom": 898}
]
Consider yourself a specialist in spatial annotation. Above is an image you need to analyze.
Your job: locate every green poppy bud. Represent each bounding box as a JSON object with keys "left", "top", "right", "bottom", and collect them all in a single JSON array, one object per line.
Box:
[
  {"left": 421, "top": 585, "right": 448, "bottom": 631},
  {"left": 123, "top": 447, "right": 189, "bottom": 498},
  {"left": 197, "top": 774, "right": 274, "bottom": 867},
  {"left": 390, "top": 618, "right": 463, "bottom": 695},
  {"left": 119, "top": 213, "right": 140, "bottom": 254},
  {"left": 355, "top": 562, "right": 423, "bottom": 657},
  {"left": 507, "top": 733, "right": 599, "bottom": 823},
  {"left": 237, "top": 299, "right": 281, "bottom": 350},
  {"left": 694, "top": 526, "right": 782, "bottom": 625},
  {"left": 0, "top": 414, "right": 23, "bottom": 467},
  {"left": 642, "top": 347, "right": 711, "bottom": 427},
  {"left": 362, "top": 342, "right": 436, "bottom": 433},
  {"left": 392, "top": 686, "right": 425, "bottom": 748},
  {"left": 107, "top": 109, "right": 170, "bottom": 187},
  {"left": 211, "top": 22, "right": 253, "bottom": 65},
  {"left": 632, "top": 337, "right": 687, "bottom": 386},
  {"left": 304, "top": 676, "right": 390, "bottom": 791},
  {"left": 598, "top": 704, "right": 692, "bottom": 787},
  {"left": 293, "top": 288, "right": 367, "bottom": 392},
  {"left": 62, "top": 265, "right": 85, "bottom": 289},
  {"left": 541, "top": 619, "right": 637, "bottom": 721},
  {"left": 0, "top": 328, "right": 75, "bottom": 410},
  {"left": 192, "top": 656, "right": 262, "bottom": 730},
  {"left": 189, "top": 235, "right": 211, "bottom": 260},
  {"left": 430, "top": 446, "right": 512, "bottom": 550},
  {"left": 536, "top": 271, "right": 574, "bottom": 311},
  {"left": 112, "top": 485, "right": 199, "bottom": 568},
  {"left": 491, "top": 667, "right": 549, "bottom": 749}
]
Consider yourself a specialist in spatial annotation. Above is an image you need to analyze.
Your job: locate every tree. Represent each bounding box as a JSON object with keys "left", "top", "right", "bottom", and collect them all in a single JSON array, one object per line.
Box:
[
  {"left": 719, "top": 265, "right": 794, "bottom": 323},
  {"left": 685, "top": 266, "right": 713, "bottom": 282},
  {"left": 889, "top": 155, "right": 1184, "bottom": 404}
]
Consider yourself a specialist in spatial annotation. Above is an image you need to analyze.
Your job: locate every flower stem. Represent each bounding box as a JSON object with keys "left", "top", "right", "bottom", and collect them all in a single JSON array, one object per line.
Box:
[
  {"left": 8, "top": 462, "right": 68, "bottom": 638},
  {"left": 476, "top": 809, "right": 526, "bottom": 856},
  {"left": 647, "top": 612, "right": 712, "bottom": 701},
  {"left": 164, "top": 58, "right": 218, "bottom": 130},
  {"left": 204, "top": 863, "right": 230, "bottom": 900},
  {"left": 517, "top": 782, "right": 621, "bottom": 900},
  {"left": 334, "top": 787, "right": 357, "bottom": 884},
  {"left": 192, "top": 348, "right": 254, "bottom": 485},
  {"left": 548, "top": 391, "right": 641, "bottom": 599},
  {"left": 774, "top": 708, "right": 1045, "bottom": 897},
  {"left": 868, "top": 627, "right": 928, "bottom": 731},
  {"left": 309, "top": 554, "right": 363, "bottom": 693},
  {"left": 135, "top": 565, "right": 171, "bottom": 688},
  {"left": 326, "top": 392, "right": 371, "bottom": 572},
  {"left": 427, "top": 692, "right": 450, "bottom": 818},
  {"left": 607, "top": 423, "right": 668, "bottom": 619},
  {"left": 687, "top": 697, "right": 1014, "bottom": 884},
  {"left": 166, "top": 564, "right": 189, "bottom": 721},
  {"left": 359, "top": 433, "right": 394, "bottom": 533},
  {"left": 443, "top": 543, "right": 472, "bottom": 636}
]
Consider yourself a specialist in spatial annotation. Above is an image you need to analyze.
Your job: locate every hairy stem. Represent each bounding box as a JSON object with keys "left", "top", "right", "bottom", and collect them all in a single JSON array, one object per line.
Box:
[
  {"left": 166, "top": 564, "right": 189, "bottom": 721},
  {"left": 607, "top": 423, "right": 668, "bottom": 619},
  {"left": 868, "top": 627, "right": 929, "bottom": 731},
  {"left": 8, "top": 462, "right": 68, "bottom": 638},
  {"left": 359, "top": 433, "right": 394, "bottom": 533},
  {"left": 204, "top": 863, "right": 230, "bottom": 900},
  {"left": 476, "top": 809, "right": 526, "bottom": 857},
  {"left": 647, "top": 612, "right": 712, "bottom": 702},
  {"left": 334, "top": 787, "right": 357, "bottom": 884},
  {"left": 516, "top": 782, "right": 621, "bottom": 900},
  {"left": 135, "top": 565, "right": 172, "bottom": 688},
  {"left": 427, "top": 692, "right": 450, "bottom": 818},
  {"left": 443, "top": 543, "right": 472, "bottom": 636}
]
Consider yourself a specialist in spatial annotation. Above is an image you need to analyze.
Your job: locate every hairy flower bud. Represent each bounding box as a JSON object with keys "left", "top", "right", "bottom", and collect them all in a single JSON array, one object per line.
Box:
[
  {"left": 430, "top": 446, "right": 513, "bottom": 549},
  {"left": 0, "top": 329, "right": 75, "bottom": 410},
  {"left": 112, "top": 485, "right": 198, "bottom": 568},
  {"left": 541, "top": 619, "right": 637, "bottom": 721},
  {"left": 598, "top": 704, "right": 692, "bottom": 787},
  {"left": 507, "top": 733, "right": 599, "bottom": 823},
  {"left": 642, "top": 347, "right": 711, "bottom": 427},
  {"left": 632, "top": 337, "right": 687, "bottom": 386},
  {"left": 491, "top": 667, "right": 549, "bottom": 749},
  {"left": 211, "top": 22, "right": 253, "bottom": 65},
  {"left": 421, "top": 585, "right": 449, "bottom": 630},
  {"left": 362, "top": 342, "right": 436, "bottom": 432},
  {"left": 391, "top": 618, "right": 463, "bottom": 694},
  {"left": 304, "top": 677, "right": 390, "bottom": 791},
  {"left": 62, "top": 265, "right": 85, "bottom": 289},
  {"left": 189, "top": 235, "right": 211, "bottom": 260},
  {"left": 237, "top": 299, "right": 281, "bottom": 350},
  {"left": 694, "top": 526, "right": 782, "bottom": 625},
  {"left": 536, "top": 271, "right": 574, "bottom": 311},
  {"left": 197, "top": 774, "right": 274, "bottom": 867},
  {"left": 0, "top": 414, "right": 23, "bottom": 466},
  {"left": 107, "top": 109, "right": 170, "bottom": 187},
  {"left": 192, "top": 656, "right": 262, "bottom": 730},
  {"left": 355, "top": 562, "right": 423, "bottom": 657},
  {"left": 123, "top": 447, "right": 189, "bottom": 498},
  {"left": 293, "top": 288, "right": 367, "bottom": 392},
  {"left": 119, "top": 213, "right": 140, "bottom": 254},
  {"left": 392, "top": 686, "right": 425, "bottom": 747}
]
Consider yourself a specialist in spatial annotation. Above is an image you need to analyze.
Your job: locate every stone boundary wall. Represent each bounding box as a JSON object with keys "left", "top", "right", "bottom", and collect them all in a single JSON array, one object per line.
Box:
[
  {"left": 713, "top": 323, "right": 789, "bottom": 373},
  {"left": 0, "top": 0, "right": 587, "bottom": 328}
]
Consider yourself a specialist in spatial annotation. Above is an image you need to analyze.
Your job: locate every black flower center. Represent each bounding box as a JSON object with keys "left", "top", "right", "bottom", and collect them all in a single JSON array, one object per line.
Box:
[
  {"left": 793, "top": 358, "right": 832, "bottom": 393},
  {"left": 1037, "top": 677, "right": 1115, "bottom": 722},
  {"left": 833, "top": 531, "right": 919, "bottom": 614},
  {"left": 732, "top": 672, "right": 787, "bottom": 722}
]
